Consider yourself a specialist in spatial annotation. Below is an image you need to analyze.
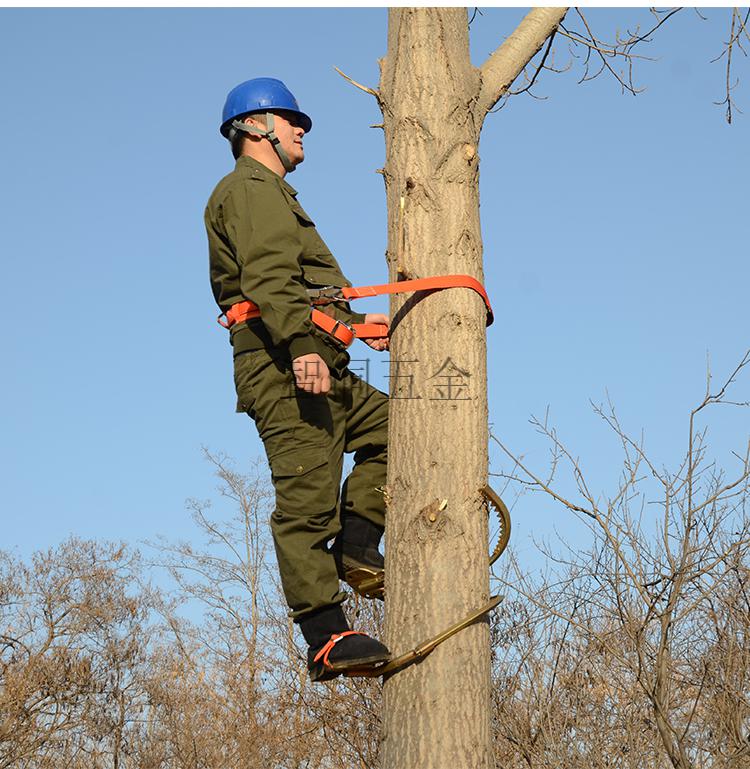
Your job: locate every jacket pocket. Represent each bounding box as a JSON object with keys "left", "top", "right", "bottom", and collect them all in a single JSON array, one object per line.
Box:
[{"left": 303, "top": 267, "right": 348, "bottom": 288}]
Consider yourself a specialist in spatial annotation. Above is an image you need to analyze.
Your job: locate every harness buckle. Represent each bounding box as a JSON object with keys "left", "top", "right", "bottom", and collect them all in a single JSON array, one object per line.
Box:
[
  {"left": 331, "top": 318, "right": 354, "bottom": 339},
  {"left": 324, "top": 316, "right": 355, "bottom": 347},
  {"left": 307, "top": 286, "right": 346, "bottom": 305}
]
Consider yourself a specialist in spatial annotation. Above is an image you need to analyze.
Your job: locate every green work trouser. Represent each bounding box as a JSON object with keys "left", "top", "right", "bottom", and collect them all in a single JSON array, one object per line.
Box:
[{"left": 233, "top": 348, "right": 388, "bottom": 619}]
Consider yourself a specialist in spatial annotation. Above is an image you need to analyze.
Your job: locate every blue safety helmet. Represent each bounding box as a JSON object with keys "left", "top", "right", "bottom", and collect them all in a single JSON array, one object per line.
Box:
[{"left": 220, "top": 77, "right": 312, "bottom": 138}]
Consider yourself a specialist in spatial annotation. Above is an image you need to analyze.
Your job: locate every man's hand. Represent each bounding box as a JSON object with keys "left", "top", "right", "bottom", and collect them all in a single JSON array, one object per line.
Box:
[
  {"left": 292, "top": 353, "right": 331, "bottom": 394},
  {"left": 362, "top": 313, "right": 390, "bottom": 352}
]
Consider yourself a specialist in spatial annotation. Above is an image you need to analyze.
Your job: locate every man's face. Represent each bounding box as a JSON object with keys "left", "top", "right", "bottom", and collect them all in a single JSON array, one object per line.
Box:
[{"left": 269, "top": 110, "right": 306, "bottom": 168}]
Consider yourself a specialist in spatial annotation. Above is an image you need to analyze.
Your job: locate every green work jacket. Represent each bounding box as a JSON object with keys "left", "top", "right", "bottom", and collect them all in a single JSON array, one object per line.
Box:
[{"left": 205, "top": 155, "right": 365, "bottom": 370}]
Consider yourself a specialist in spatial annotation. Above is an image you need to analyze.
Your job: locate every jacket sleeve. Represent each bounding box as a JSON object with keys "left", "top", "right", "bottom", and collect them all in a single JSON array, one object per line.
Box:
[
  {"left": 328, "top": 303, "right": 367, "bottom": 326},
  {"left": 221, "top": 180, "right": 319, "bottom": 360}
]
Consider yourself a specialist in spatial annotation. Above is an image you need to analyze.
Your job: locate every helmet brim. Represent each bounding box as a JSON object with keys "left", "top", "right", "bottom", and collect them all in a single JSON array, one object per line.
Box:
[{"left": 220, "top": 108, "right": 312, "bottom": 138}]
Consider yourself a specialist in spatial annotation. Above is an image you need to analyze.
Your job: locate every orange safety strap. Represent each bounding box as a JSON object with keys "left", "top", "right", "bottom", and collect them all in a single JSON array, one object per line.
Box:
[
  {"left": 309, "top": 308, "right": 358, "bottom": 346},
  {"left": 218, "top": 302, "right": 364, "bottom": 346},
  {"left": 217, "top": 273, "right": 493, "bottom": 345},
  {"left": 341, "top": 274, "right": 493, "bottom": 324},
  {"left": 312, "top": 630, "right": 366, "bottom": 669},
  {"left": 351, "top": 321, "right": 390, "bottom": 339},
  {"left": 217, "top": 302, "right": 261, "bottom": 329}
]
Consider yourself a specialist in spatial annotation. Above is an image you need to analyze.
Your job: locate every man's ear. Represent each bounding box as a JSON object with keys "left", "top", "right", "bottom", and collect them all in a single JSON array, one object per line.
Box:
[
  {"left": 244, "top": 114, "right": 266, "bottom": 128},
  {"left": 241, "top": 115, "right": 266, "bottom": 141}
]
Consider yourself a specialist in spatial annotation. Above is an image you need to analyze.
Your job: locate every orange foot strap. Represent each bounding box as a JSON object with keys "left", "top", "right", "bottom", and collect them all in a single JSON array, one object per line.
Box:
[{"left": 313, "top": 630, "right": 366, "bottom": 669}]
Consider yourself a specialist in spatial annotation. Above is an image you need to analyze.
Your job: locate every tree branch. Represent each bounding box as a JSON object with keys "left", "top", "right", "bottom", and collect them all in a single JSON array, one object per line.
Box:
[
  {"left": 712, "top": 7, "right": 750, "bottom": 124},
  {"left": 477, "top": 7, "right": 569, "bottom": 117},
  {"left": 507, "top": 29, "right": 558, "bottom": 98},
  {"left": 558, "top": 7, "right": 682, "bottom": 95},
  {"left": 333, "top": 66, "right": 381, "bottom": 104}
]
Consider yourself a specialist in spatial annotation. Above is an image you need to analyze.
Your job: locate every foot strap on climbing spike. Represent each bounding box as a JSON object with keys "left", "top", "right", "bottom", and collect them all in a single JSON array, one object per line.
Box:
[
  {"left": 344, "top": 594, "right": 504, "bottom": 678},
  {"left": 313, "top": 630, "right": 366, "bottom": 669}
]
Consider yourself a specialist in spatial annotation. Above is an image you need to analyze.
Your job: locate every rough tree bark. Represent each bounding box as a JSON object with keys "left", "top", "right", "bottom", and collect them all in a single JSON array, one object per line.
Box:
[{"left": 376, "top": 8, "right": 567, "bottom": 769}]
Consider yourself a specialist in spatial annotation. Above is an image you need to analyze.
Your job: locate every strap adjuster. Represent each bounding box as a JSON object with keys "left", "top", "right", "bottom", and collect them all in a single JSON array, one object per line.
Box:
[
  {"left": 314, "top": 312, "right": 355, "bottom": 347},
  {"left": 307, "top": 286, "right": 346, "bottom": 304}
]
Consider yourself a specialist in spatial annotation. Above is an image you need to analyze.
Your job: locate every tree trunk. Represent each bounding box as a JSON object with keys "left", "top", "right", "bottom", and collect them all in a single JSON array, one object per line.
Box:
[
  {"left": 379, "top": 9, "right": 491, "bottom": 769},
  {"left": 377, "top": 7, "right": 568, "bottom": 768}
]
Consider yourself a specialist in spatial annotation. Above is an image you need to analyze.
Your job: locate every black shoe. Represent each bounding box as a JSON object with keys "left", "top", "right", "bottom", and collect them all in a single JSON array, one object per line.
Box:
[
  {"left": 332, "top": 515, "right": 385, "bottom": 600},
  {"left": 298, "top": 604, "right": 390, "bottom": 682},
  {"left": 307, "top": 632, "right": 390, "bottom": 681}
]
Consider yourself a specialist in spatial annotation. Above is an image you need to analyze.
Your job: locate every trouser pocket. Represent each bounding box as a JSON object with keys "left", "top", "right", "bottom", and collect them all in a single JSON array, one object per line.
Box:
[
  {"left": 267, "top": 446, "right": 343, "bottom": 616},
  {"left": 268, "top": 446, "right": 338, "bottom": 515}
]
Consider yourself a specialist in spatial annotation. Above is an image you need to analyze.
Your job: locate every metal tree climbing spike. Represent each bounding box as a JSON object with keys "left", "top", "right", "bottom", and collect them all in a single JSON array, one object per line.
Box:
[{"left": 341, "top": 484, "right": 512, "bottom": 678}]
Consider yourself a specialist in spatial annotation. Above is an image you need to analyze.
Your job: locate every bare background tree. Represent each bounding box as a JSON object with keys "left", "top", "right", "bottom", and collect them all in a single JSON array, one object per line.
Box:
[
  {"left": 490, "top": 352, "right": 750, "bottom": 768},
  {"left": 0, "top": 460, "right": 386, "bottom": 769},
  {"left": 0, "top": 540, "right": 155, "bottom": 769}
]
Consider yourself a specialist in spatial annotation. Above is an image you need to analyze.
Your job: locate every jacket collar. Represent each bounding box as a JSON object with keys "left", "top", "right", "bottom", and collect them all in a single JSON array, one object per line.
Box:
[{"left": 236, "top": 155, "right": 297, "bottom": 196}]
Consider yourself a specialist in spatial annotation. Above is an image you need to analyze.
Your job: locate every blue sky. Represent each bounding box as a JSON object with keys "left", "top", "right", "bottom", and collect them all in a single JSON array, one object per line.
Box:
[{"left": 1, "top": 8, "right": 748, "bottom": 570}]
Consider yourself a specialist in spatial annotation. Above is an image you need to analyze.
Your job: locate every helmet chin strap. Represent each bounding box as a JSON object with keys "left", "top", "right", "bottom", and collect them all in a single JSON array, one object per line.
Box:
[{"left": 231, "top": 112, "right": 295, "bottom": 173}]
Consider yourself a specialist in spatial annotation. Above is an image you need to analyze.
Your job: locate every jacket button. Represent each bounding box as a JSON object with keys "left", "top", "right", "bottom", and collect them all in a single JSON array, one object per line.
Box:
[{"left": 296, "top": 465, "right": 304, "bottom": 474}]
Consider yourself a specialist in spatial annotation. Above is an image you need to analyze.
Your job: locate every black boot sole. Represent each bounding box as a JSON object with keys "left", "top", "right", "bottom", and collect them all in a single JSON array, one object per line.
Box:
[{"left": 309, "top": 650, "right": 391, "bottom": 682}]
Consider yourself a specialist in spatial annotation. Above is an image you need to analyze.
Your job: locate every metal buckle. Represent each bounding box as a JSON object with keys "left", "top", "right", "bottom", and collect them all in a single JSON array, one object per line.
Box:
[
  {"left": 329, "top": 318, "right": 354, "bottom": 347},
  {"left": 307, "top": 286, "right": 345, "bottom": 304}
]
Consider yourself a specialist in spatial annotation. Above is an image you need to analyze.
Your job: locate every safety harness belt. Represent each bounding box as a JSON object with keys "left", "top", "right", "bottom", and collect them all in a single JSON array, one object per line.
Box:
[{"left": 217, "top": 273, "right": 493, "bottom": 348}]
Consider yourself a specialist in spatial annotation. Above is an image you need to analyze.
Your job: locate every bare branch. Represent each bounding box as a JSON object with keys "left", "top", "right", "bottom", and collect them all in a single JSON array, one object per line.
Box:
[
  {"left": 468, "top": 7, "right": 483, "bottom": 28},
  {"left": 477, "top": 7, "right": 569, "bottom": 117},
  {"left": 489, "top": 430, "right": 596, "bottom": 520},
  {"left": 622, "top": 6, "right": 683, "bottom": 47},
  {"left": 574, "top": 9, "right": 643, "bottom": 95},
  {"left": 507, "top": 30, "right": 558, "bottom": 98},
  {"left": 556, "top": 7, "right": 682, "bottom": 95},
  {"left": 333, "top": 66, "right": 381, "bottom": 103},
  {"left": 712, "top": 8, "right": 750, "bottom": 124}
]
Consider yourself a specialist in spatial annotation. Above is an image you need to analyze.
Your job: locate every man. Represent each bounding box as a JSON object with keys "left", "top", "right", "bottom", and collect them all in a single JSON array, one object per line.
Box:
[{"left": 205, "top": 77, "right": 390, "bottom": 681}]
